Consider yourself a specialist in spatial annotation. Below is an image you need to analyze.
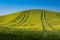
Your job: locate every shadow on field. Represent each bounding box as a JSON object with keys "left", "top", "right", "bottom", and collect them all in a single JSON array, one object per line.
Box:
[{"left": 0, "top": 29, "right": 60, "bottom": 40}]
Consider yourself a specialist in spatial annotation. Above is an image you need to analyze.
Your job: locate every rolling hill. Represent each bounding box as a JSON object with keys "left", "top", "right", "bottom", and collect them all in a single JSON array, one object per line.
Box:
[{"left": 0, "top": 9, "right": 60, "bottom": 31}]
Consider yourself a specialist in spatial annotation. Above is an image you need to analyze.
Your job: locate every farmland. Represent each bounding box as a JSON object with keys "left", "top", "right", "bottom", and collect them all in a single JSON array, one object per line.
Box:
[{"left": 0, "top": 9, "right": 60, "bottom": 40}]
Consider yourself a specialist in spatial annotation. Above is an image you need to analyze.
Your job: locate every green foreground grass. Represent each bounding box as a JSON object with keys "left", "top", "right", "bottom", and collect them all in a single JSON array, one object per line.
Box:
[
  {"left": 0, "top": 27, "right": 60, "bottom": 40},
  {"left": 0, "top": 9, "right": 60, "bottom": 40}
]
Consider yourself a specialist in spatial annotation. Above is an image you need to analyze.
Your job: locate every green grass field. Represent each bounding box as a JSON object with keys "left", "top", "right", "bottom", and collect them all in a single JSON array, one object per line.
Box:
[
  {"left": 0, "top": 28, "right": 60, "bottom": 40},
  {"left": 0, "top": 9, "right": 60, "bottom": 40}
]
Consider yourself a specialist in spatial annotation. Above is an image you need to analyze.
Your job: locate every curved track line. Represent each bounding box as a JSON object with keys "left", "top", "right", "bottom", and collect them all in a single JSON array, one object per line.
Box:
[
  {"left": 0, "top": 12, "right": 24, "bottom": 25},
  {"left": 2, "top": 12, "right": 25, "bottom": 26},
  {"left": 41, "top": 10, "right": 46, "bottom": 32},
  {"left": 41, "top": 10, "right": 55, "bottom": 32},
  {"left": 17, "top": 11, "right": 30, "bottom": 26},
  {"left": 9, "top": 12, "right": 24, "bottom": 23},
  {"left": 11, "top": 13, "right": 24, "bottom": 22},
  {"left": 11, "top": 12, "right": 26, "bottom": 26},
  {"left": 43, "top": 10, "right": 55, "bottom": 30}
]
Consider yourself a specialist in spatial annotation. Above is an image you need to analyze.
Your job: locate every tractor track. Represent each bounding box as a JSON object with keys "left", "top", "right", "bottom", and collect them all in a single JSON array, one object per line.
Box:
[
  {"left": 0, "top": 12, "right": 24, "bottom": 25},
  {"left": 43, "top": 10, "right": 55, "bottom": 30},
  {"left": 10, "top": 12, "right": 26, "bottom": 26},
  {"left": 41, "top": 10, "right": 46, "bottom": 32},
  {"left": 41, "top": 10, "right": 55, "bottom": 32},
  {"left": 15, "top": 11, "right": 30, "bottom": 26},
  {"left": 10, "top": 12, "right": 24, "bottom": 23},
  {"left": 0, "top": 11, "right": 30, "bottom": 26},
  {"left": 10, "top": 11, "right": 30, "bottom": 26},
  {"left": 17, "top": 11, "right": 30, "bottom": 26}
]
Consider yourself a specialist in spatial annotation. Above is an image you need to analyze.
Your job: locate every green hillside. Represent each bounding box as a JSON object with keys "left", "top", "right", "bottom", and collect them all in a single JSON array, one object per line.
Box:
[
  {"left": 0, "top": 9, "right": 60, "bottom": 31},
  {"left": 0, "top": 9, "right": 60, "bottom": 40}
]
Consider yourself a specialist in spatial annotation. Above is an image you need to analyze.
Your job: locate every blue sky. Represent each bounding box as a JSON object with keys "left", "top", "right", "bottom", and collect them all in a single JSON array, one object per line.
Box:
[{"left": 0, "top": 0, "right": 60, "bottom": 15}]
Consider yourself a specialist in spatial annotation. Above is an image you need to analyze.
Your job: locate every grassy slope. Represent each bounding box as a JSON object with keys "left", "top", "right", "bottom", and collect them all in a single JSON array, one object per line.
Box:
[
  {"left": 0, "top": 9, "right": 60, "bottom": 40},
  {"left": 0, "top": 9, "right": 60, "bottom": 30}
]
